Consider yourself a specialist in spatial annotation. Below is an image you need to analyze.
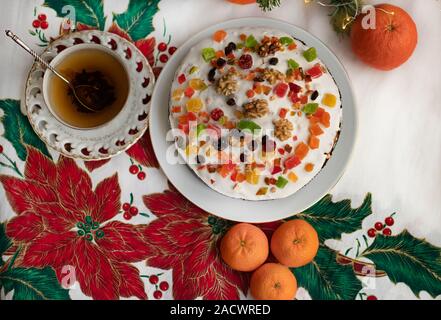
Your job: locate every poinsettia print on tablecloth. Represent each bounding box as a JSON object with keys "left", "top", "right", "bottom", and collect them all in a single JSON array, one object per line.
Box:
[{"left": 1, "top": 147, "right": 150, "bottom": 300}]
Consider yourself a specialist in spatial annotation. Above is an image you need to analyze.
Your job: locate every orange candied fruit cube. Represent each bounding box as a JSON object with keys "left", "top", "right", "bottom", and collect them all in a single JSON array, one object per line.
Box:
[
  {"left": 309, "top": 135, "right": 320, "bottom": 149},
  {"left": 295, "top": 142, "right": 309, "bottom": 160},
  {"left": 171, "top": 106, "right": 182, "bottom": 113},
  {"left": 309, "top": 123, "right": 324, "bottom": 136},
  {"left": 240, "top": 34, "right": 247, "bottom": 41},
  {"left": 314, "top": 107, "right": 325, "bottom": 118},
  {"left": 215, "top": 50, "right": 225, "bottom": 58},
  {"left": 213, "top": 30, "right": 227, "bottom": 42},
  {"left": 305, "top": 163, "right": 315, "bottom": 172},
  {"left": 288, "top": 43, "right": 297, "bottom": 51},
  {"left": 321, "top": 111, "right": 331, "bottom": 128}
]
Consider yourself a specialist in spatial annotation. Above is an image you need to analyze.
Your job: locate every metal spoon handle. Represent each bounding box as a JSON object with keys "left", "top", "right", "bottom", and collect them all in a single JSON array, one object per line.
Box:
[{"left": 5, "top": 29, "right": 70, "bottom": 85}]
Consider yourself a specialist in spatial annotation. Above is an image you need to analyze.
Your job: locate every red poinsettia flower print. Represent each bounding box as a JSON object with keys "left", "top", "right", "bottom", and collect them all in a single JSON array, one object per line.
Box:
[
  {"left": 0, "top": 147, "right": 150, "bottom": 300},
  {"left": 142, "top": 186, "right": 248, "bottom": 300}
]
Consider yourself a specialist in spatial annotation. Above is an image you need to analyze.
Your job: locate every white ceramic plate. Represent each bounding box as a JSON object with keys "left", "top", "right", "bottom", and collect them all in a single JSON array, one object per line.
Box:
[{"left": 150, "top": 17, "right": 357, "bottom": 223}]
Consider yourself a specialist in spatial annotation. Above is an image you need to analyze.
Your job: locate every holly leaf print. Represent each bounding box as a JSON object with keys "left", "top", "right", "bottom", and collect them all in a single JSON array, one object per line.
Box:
[
  {"left": 142, "top": 187, "right": 247, "bottom": 300},
  {"left": 360, "top": 230, "right": 441, "bottom": 298},
  {"left": 113, "top": 0, "right": 160, "bottom": 41},
  {"left": 0, "top": 100, "right": 51, "bottom": 161},
  {"left": 0, "top": 267, "right": 70, "bottom": 300},
  {"left": 294, "top": 193, "right": 373, "bottom": 242},
  {"left": 0, "top": 223, "right": 12, "bottom": 265},
  {"left": 43, "top": 0, "right": 106, "bottom": 30},
  {"left": 291, "top": 245, "right": 362, "bottom": 300}
]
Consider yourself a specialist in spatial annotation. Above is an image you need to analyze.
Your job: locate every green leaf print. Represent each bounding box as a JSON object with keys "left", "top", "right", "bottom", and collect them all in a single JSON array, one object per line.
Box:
[
  {"left": 294, "top": 193, "right": 373, "bottom": 242},
  {"left": 0, "top": 223, "right": 11, "bottom": 266},
  {"left": 0, "top": 100, "right": 51, "bottom": 161},
  {"left": 291, "top": 245, "right": 362, "bottom": 300},
  {"left": 360, "top": 230, "right": 441, "bottom": 298},
  {"left": 0, "top": 268, "right": 70, "bottom": 300},
  {"left": 43, "top": 0, "right": 106, "bottom": 30},
  {"left": 113, "top": 0, "right": 160, "bottom": 41}
]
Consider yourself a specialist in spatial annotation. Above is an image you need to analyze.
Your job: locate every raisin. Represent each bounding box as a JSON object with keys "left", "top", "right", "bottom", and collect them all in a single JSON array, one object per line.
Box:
[
  {"left": 269, "top": 57, "right": 279, "bottom": 65},
  {"left": 208, "top": 68, "right": 216, "bottom": 82},
  {"left": 226, "top": 98, "right": 236, "bottom": 106},
  {"left": 311, "top": 90, "right": 319, "bottom": 101},
  {"left": 216, "top": 58, "right": 226, "bottom": 68}
]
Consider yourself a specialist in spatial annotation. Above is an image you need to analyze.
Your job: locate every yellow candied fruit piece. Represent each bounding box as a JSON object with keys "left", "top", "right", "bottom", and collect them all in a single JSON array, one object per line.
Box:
[
  {"left": 189, "top": 79, "right": 208, "bottom": 91},
  {"left": 185, "top": 144, "right": 198, "bottom": 156},
  {"left": 234, "top": 110, "right": 244, "bottom": 119},
  {"left": 288, "top": 171, "right": 298, "bottom": 182},
  {"left": 186, "top": 98, "right": 204, "bottom": 112},
  {"left": 246, "top": 171, "right": 259, "bottom": 185},
  {"left": 322, "top": 93, "right": 337, "bottom": 108},
  {"left": 172, "top": 88, "right": 184, "bottom": 101}
]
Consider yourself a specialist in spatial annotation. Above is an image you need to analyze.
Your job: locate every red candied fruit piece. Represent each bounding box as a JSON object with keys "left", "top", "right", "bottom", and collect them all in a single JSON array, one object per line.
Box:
[
  {"left": 238, "top": 54, "right": 253, "bottom": 69},
  {"left": 306, "top": 65, "right": 323, "bottom": 79},
  {"left": 284, "top": 156, "right": 301, "bottom": 170},
  {"left": 288, "top": 82, "right": 301, "bottom": 94},
  {"left": 274, "top": 83, "right": 289, "bottom": 98},
  {"left": 184, "top": 87, "right": 195, "bottom": 98},
  {"left": 178, "top": 74, "right": 186, "bottom": 84}
]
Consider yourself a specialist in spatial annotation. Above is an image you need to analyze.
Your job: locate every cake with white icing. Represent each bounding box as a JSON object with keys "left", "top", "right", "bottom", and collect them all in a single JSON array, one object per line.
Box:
[{"left": 169, "top": 27, "right": 342, "bottom": 200}]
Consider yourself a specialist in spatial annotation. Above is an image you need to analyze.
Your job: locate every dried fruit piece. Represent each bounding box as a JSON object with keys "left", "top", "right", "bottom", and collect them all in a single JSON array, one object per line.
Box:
[
  {"left": 238, "top": 54, "right": 253, "bottom": 69},
  {"left": 309, "top": 135, "right": 320, "bottom": 149},
  {"left": 302, "top": 103, "right": 319, "bottom": 115},
  {"left": 309, "top": 123, "right": 324, "bottom": 136},
  {"left": 303, "top": 47, "right": 317, "bottom": 62},
  {"left": 213, "top": 30, "right": 227, "bottom": 42},
  {"left": 280, "top": 37, "right": 294, "bottom": 46},
  {"left": 202, "top": 48, "right": 216, "bottom": 62},
  {"left": 211, "top": 108, "right": 224, "bottom": 121},
  {"left": 294, "top": 142, "right": 309, "bottom": 160},
  {"left": 256, "top": 187, "right": 268, "bottom": 195},
  {"left": 186, "top": 98, "right": 204, "bottom": 112},
  {"left": 322, "top": 93, "right": 337, "bottom": 108},
  {"left": 275, "top": 176, "right": 289, "bottom": 189},
  {"left": 284, "top": 155, "right": 301, "bottom": 170},
  {"left": 189, "top": 66, "right": 199, "bottom": 74},
  {"left": 320, "top": 111, "right": 331, "bottom": 128},
  {"left": 184, "top": 87, "right": 195, "bottom": 98},
  {"left": 274, "top": 83, "right": 289, "bottom": 98},
  {"left": 306, "top": 65, "right": 323, "bottom": 79},
  {"left": 305, "top": 163, "right": 314, "bottom": 172},
  {"left": 245, "top": 34, "right": 258, "bottom": 48},
  {"left": 189, "top": 78, "right": 208, "bottom": 91},
  {"left": 237, "top": 119, "right": 261, "bottom": 133},
  {"left": 172, "top": 88, "right": 184, "bottom": 101},
  {"left": 178, "top": 74, "right": 186, "bottom": 84},
  {"left": 287, "top": 59, "right": 299, "bottom": 70},
  {"left": 288, "top": 171, "right": 298, "bottom": 182}
]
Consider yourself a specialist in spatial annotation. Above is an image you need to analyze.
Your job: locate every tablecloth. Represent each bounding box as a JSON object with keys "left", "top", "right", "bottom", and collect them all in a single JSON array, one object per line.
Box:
[{"left": 0, "top": 0, "right": 440, "bottom": 300}]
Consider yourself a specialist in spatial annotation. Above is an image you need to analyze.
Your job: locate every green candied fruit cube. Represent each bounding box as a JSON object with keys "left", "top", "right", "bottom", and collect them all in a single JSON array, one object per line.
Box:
[
  {"left": 276, "top": 176, "right": 289, "bottom": 189},
  {"left": 237, "top": 120, "right": 261, "bottom": 133},
  {"left": 280, "top": 37, "right": 294, "bottom": 46},
  {"left": 196, "top": 123, "right": 206, "bottom": 137},
  {"left": 287, "top": 59, "right": 299, "bottom": 70},
  {"left": 303, "top": 47, "right": 317, "bottom": 62},
  {"left": 201, "top": 48, "right": 216, "bottom": 62},
  {"left": 245, "top": 35, "right": 258, "bottom": 48},
  {"left": 302, "top": 103, "right": 319, "bottom": 115}
]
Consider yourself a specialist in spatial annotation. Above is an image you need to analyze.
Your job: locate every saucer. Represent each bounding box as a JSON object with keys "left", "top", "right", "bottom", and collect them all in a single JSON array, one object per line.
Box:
[{"left": 24, "top": 30, "right": 155, "bottom": 160}]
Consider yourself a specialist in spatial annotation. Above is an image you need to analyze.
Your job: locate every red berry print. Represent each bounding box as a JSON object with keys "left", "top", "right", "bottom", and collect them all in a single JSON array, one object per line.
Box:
[
  {"left": 367, "top": 228, "right": 376, "bottom": 238},
  {"left": 123, "top": 212, "right": 132, "bottom": 220},
  {"left": 238, "top": 54, "right": 253, "bottom": 69},
  {"left": 159, "top": 281, "right": 169, "bottom": 291},
  {"left": 210, "top": 108, "right": 224, "bottom": 121},
  {"left": 129, "top": 164, "right": 139, "bottom": 174},
  {"left": 149, "top": 275, "right": 159, "bottom": 284},
  {"left": 382, "top": 228, "right": 392, "bottom": 236},
  {"left": 158, "top": 42, "right": 167, "bottom": 52},
  {"left": 366, "top": 295, "right": 377, "bottom": 300},
  {"left": 385, "top": 216, "right": 394, "bottom": 226},
  {"left": 122, "top": 203, "right": 131, "bottom": 211},
  {"left": 38, "top": 13, "right": 47, "bottom": 21},
  {"left": 153, "top": 290, "right": 162, "bottom": 299},
  {"left": 40, "top": 21, "right": 49, "bottom": 30},
  {"left": 0, "top": 145, "right": 3, "bottom": 154},
  {"left": 32, "top": 20, "right": 41, "bottom": 28},
  {"left": 137, "top": 171, "right": 146, "bottom": 181},
  {"left": 168, "top": 46, "right": 177, "bottom": 55},
  {"left": 374, "top": 222, "right": 383, "bottom": 231},
  {"left": 159, "top": 54, "right": 169, "bottom": 63},
  {"left": 129, "top": 206, "right": 139, "bottom": 216}
]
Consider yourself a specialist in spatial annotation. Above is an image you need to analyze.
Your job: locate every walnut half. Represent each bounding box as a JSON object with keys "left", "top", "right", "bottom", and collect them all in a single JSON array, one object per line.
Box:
[
  {"left": 262, "top": 68, "right": 285, "bottom": 85},
  {"left": 243, "top": 99, "right": 269, "bottom": 119},
  {"left": 216, "top": 69, "right": 238, "bottom": 96},
  {"left": 273, "top": 118, "right": 294, "bottom": 141}
]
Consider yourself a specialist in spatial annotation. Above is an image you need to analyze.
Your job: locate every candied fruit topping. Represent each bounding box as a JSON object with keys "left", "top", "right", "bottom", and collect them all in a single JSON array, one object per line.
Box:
[
  {"left": 186, "top": 98, "right": 204, "bottom": 112},
  {"left": 303, "top": 47, "right": 317, "bottom": 62},
  {"left": 288, "top": 171, "right": 298, "bottom": 182},
  {"left": 322, "top": 93, "right": 337, "bottom": 108},
  {"left": 213, "top": 30, "right": 227, "bottom": 42},
  {"left": 189, "top": 78, "right": 208, "bottom": 91}
]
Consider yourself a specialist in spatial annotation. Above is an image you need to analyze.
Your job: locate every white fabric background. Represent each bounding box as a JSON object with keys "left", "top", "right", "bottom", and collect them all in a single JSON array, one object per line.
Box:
[{"left": 0, "top": 0, "right": 440, "bottom": 300}]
